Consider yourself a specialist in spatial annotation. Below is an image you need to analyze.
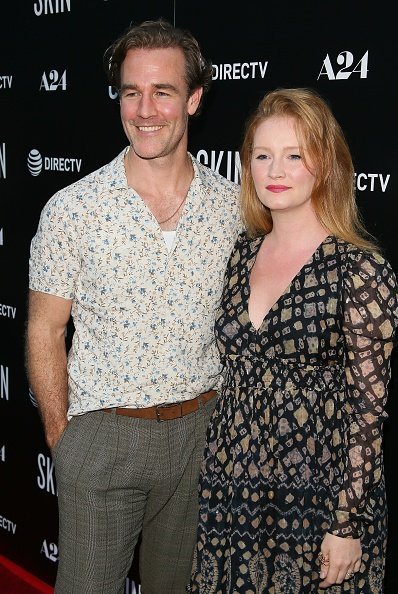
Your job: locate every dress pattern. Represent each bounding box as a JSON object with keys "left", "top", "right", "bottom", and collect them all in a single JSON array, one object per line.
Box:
[{"left": 188, "top": 233, "right": 398, "bottom": 594}]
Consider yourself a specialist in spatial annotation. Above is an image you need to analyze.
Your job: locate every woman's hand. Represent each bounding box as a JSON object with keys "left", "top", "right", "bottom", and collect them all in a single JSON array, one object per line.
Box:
[{"left": 318, "top": 532, "right": 362, "bottom": 589}]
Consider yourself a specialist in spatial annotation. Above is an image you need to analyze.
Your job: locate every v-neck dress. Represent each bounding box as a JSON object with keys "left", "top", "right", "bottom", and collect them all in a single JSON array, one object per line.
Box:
[{"left": 188, "top": 233, "right": 398, "bottom": 594}]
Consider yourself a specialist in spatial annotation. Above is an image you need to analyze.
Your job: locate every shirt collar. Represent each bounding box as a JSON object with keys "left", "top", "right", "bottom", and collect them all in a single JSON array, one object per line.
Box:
[{"left": 97, "top": 146, "right": 210, "bottom": 194}]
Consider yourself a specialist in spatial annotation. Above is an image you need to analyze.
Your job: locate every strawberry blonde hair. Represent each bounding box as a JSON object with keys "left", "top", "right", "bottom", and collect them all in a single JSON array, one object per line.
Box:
[{"left": 240, "top": 87, "right": 378, "bottom": 252}]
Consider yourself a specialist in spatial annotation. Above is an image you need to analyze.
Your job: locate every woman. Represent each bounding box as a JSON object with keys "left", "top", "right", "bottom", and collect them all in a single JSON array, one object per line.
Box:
[{"left": 188, "top": 88, "right": 398, "bottom": 593}]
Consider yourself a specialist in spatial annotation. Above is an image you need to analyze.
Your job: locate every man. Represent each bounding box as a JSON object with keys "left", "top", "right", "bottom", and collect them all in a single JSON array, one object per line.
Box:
[{"left": 26, "top": 18, "right": 241, "bottom": 594}]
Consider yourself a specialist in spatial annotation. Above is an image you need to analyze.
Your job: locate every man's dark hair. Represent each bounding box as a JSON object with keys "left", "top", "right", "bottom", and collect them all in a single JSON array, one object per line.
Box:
[{"left": 103, "top": 18, "right": 213, "bottom": 116}]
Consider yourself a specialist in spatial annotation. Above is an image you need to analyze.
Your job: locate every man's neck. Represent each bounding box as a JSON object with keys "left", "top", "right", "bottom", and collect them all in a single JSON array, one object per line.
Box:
[
  {"left": 124, "top": 146, "right": 193, "bottom": 195},
  {"left": 124, "top": 147, "right": 195, "bottom": 231}
]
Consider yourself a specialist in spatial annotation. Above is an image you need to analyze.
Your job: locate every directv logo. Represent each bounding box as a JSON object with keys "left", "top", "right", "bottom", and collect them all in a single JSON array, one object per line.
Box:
[
  {"left": 27, "top": 148, "right": 82, "bottom": 175},
  {"left": 27, "top": 149, "right": 43, "bottom": 176}
]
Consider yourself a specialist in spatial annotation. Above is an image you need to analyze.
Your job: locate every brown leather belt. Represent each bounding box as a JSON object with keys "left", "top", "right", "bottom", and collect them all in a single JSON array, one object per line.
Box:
[{"left": 102, "top": 389, "right": 217, "bottom": 422}]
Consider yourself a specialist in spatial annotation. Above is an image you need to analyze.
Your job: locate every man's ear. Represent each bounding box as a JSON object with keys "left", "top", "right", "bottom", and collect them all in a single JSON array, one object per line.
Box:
[{"left": 187, "top": 87, "right": 203, "bottom": 116}]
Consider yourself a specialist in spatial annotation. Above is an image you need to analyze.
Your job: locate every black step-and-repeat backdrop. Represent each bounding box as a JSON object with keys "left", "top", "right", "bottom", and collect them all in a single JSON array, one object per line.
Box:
[{"left": 1, "top": 1, "right": 397, "bottom": 592}]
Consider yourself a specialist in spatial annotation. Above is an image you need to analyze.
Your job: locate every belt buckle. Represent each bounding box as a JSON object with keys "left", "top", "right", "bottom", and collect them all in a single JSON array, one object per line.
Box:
[{"left": 155, "top": 401, "right": 181, "bottom": 422}]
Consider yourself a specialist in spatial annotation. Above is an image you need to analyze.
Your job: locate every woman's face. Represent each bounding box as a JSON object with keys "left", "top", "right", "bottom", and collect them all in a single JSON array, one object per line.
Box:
[{"left": 250, "top": 115, "right": 316, "bottom": 216}]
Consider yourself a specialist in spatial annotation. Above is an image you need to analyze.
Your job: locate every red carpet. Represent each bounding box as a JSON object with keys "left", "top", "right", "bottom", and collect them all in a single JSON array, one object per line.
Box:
[{"left": 0, "top": 556, "right": 53, "bottom": 594}]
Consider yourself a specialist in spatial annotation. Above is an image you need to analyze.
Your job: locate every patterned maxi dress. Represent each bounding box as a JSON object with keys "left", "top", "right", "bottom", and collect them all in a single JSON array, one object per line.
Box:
[{"left": 188, "top": 233, "right": 398, "bottom": 594}]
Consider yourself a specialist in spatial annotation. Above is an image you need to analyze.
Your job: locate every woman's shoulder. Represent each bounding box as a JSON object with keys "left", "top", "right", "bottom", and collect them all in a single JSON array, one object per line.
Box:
[
  {"left": 232, "top": 231, "right": 263, "bottom": 256},
  {"left": 335, "top": 237, "right": 395, "bottom": 277},
  {"left": 335, "top": 239, "right": 398, "bottom": 318},
  {"left": 235, "top": 230, "right": 264, "bottom": 248},
  {"left": 228, "top": 231, "right": 264, "bottom": 270}
]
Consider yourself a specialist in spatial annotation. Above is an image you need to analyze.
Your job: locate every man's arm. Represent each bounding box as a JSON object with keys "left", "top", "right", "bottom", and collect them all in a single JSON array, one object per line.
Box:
[{"left": 25, "top": 289, "right": 73, "bottom": 450}]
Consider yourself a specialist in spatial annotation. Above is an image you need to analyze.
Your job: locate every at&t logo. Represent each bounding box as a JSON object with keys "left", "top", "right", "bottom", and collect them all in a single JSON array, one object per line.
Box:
[
  {"left": 27, "top": 149, "right": 42, "bottom": 176},
  {"left": 29, "top": 387, "right": 38, "bottom": 407},
  {"left": 318, "top": 50, "right": 368, "bottom": 80},
  {"left": 40, "top": 69, "right": 67, "bottom": 91}
]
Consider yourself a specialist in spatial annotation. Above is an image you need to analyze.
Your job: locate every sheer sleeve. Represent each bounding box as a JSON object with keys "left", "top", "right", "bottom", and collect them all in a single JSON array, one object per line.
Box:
[{"left": 330, "top": 251, "right": 398, "bottom": 538}]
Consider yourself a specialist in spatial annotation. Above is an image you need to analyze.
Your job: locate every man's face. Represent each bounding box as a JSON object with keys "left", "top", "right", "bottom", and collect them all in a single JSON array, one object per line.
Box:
[{"left": 119, "top": 47, "right": 202, "bottom": 160}]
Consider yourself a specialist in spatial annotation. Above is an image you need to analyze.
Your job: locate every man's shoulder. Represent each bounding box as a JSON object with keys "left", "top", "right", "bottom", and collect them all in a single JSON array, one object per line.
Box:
[
  {"left": 192, "top": 155, "right": 240, "bottom": 194},
  {"left": 43, "top": 149, "right": 126, "bottom": 211},
  {"left": 62, "top": 149, "right": 125, "bottom": 193}
]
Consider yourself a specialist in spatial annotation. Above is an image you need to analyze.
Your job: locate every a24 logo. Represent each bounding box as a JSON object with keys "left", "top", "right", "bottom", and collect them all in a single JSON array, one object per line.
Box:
[
  {"left": 41, "top": 540, "right": 58, "bottom": 562},
  {"left": 318, "top": 51, "right": 368, "bottom": 80},
  {"left": 40, "top": 69, "right": 67, "bottom": 91}
]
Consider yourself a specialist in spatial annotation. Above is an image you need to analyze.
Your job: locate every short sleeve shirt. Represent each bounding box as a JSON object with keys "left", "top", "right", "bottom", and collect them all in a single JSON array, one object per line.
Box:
[{"left": 29, "top": 148, "right": 242, "bottom": 418}]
